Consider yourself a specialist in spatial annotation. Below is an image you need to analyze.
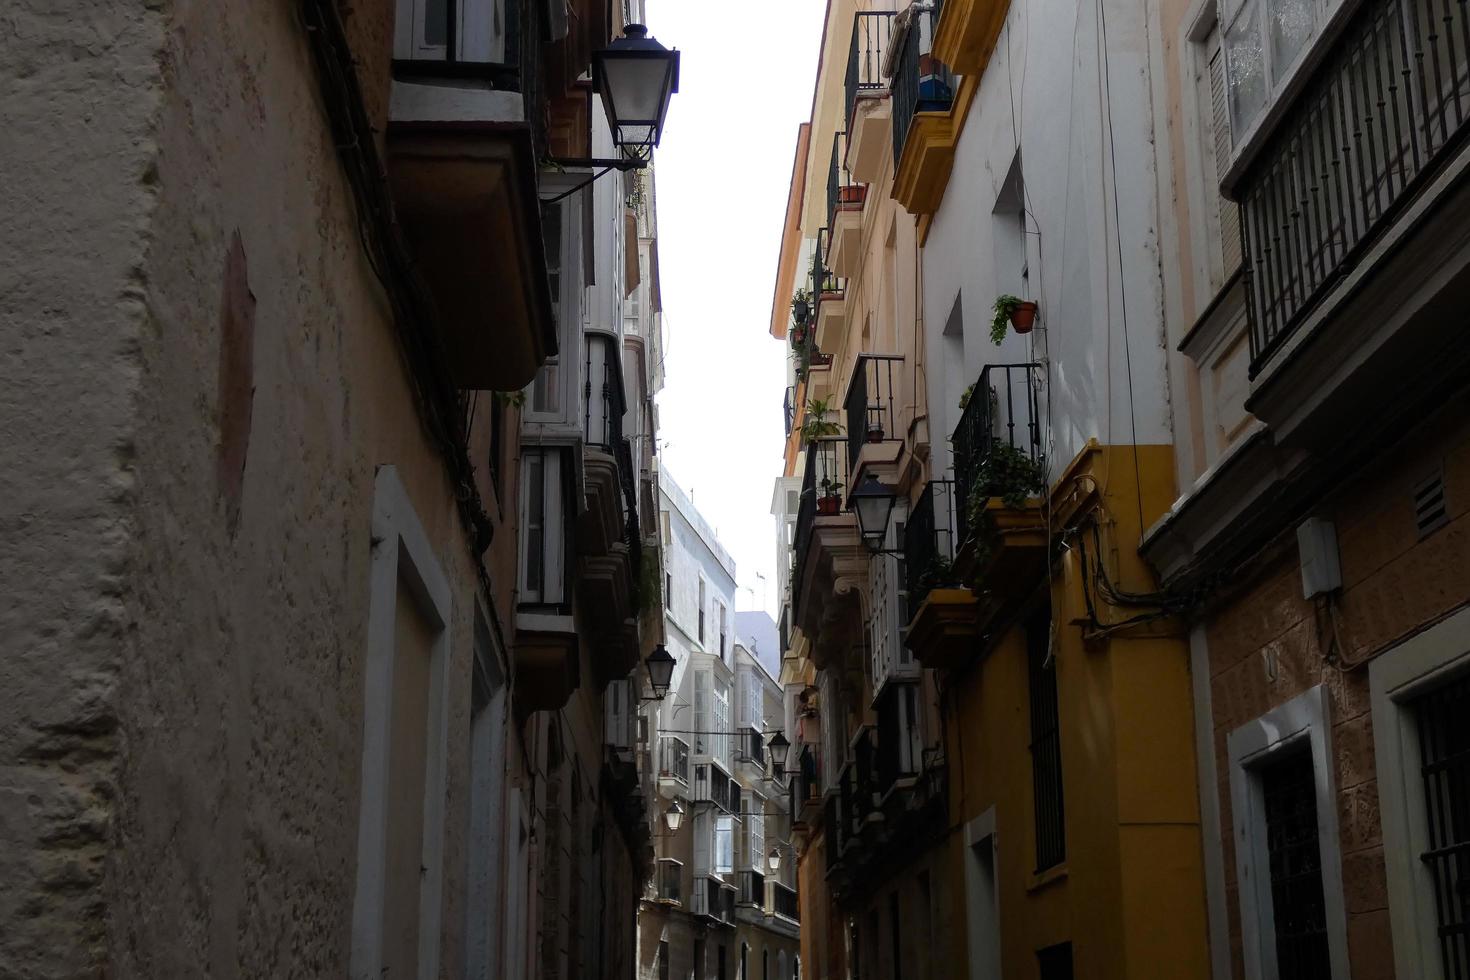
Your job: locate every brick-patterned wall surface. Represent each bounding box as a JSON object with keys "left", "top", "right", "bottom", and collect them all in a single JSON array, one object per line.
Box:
[{"left": 1205, "top": 390, "right": 1470, "bottom": 980}]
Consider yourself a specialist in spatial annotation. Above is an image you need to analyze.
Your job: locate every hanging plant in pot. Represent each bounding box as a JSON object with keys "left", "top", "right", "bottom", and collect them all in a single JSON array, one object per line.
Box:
[
  {"left": 791, "top": 288, "right": 812, "bottom": 330},
  {"left": 990, "top": 294, "right": 1039, "bottom": 344}
]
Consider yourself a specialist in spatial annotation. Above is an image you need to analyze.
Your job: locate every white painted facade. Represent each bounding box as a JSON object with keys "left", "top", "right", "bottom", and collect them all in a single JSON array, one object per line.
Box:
[{"left": 921, "top": 0, "right": 1174, "bottom": 480}]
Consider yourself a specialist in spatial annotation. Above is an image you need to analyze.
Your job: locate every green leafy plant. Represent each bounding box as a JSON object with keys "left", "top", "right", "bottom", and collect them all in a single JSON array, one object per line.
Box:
[
  {"left": 819, "top": 475, "right": 844, "bottom": 498},
  {"left": 800, "top": 396, "right": 843, "bottom": 443},
  {"left": 494, "top": 390, "right": 528, "bottom": 408},
  {"left": 990, "top": 294, "right": 1026, "bottom": 345},
  {"left": 918, "top": 554, "right": 958, "bottom": 592},
  {"left": 965, "top": 443, "right": 1046, "bottom": 532},
  {"left": 958, "top": 383, "right": 975, "bottom": 411}
]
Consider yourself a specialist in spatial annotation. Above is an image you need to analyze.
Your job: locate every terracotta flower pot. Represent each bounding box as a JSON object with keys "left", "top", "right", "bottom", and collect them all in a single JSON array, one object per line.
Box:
[
  {"left": 1009, "top": 301, "right": 1039, "bottom": 333},
  {"left": 866, "top": 425, "right": 884, "bottom": 443},
  {"left": 839, "top": 185, "right": 866, "bottom": 206},
  {"left": 817, "top": 495, "right": 842, "bottom": 516}
]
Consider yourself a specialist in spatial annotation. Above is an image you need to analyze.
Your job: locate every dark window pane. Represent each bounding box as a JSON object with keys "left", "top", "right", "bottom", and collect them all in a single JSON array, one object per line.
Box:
[{"left": 1415, "top": 671, "right": 1470, "bottom": 978}]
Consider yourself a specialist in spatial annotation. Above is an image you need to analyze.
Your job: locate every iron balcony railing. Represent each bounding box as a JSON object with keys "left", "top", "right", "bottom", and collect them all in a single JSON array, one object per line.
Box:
[
  {"left": 844, "top": 353, "right": 904, "bottom": 471},
  {"left": 584, "top": 335, "right": 627, "bottom": 452},
  {"left": 845, "top": 11, "right": 898, "bottom": 129},
  {"left": 951, "top": 363, "right": 1044, "bottom": 542},
  {"left": 823, "top": 792, "right": 843, "bottom": 875},
  {"left": 1240, "top": 0, "right": 1470, "bottom": 374},
  {"left": 848, "top": 726, "right": 880, "bottom": 839},
  {"left": 875, "top": 683, "right": 923, "bottom": 796},
  {"left": 933, "top": 0, "right": 946, "bottom": 28},
  {"left": 827, "top": 131, "right": 862, "bottom": 229},
  {"left": 797, "top": 744, "right": 821, "bottom": 809},
  {"left": 772, "top": 881, "right": 800, "bottom": 921},
  {"left": 738, "top": 727, "right": 766, "bottom": 767},
  {"left": 892, "top": 6, "right": 956, "bottom": 165},
  {"left": 739, "top": 869, "right": 765, "bottom": 906},
  {"left": 903, "top": 480, "right": 962, "bottom": 618},
  {"left": 783, "top": 385, "right": 796, "bottom": 437},
  {"left": 693, "top": 763, "right": 734, "bottom": 813},
  {"left": 731, "top": 782, "right": 744, "bottom": 821},
  {"left": 657, "top": 858, "right": 682, "bottom": 904},
  {"left": 659, "top": 736, "right": 690, "bottom": 784},
  {"left": 791, "top": 437, "right": 850, "bottom": 618},
  {"left": 813, "top": 227, "right": 844, "bottom": 302}
]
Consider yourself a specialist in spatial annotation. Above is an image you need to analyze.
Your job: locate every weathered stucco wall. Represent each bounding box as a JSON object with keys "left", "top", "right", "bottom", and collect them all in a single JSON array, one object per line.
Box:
[
  {"left": 2, "top": 0, "right": 501, "bottom": 975},
  {"left": 1203, "top": 392, "right": 1470, "bottom": 980},
  {"left": 0, "top": 2, "right": 167, "bottom": 976}
]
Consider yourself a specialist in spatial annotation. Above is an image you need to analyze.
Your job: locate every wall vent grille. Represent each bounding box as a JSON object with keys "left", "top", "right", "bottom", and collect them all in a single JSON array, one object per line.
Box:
[{"left": 1414, "top": 472, "right": 1449, "bottom": 538}]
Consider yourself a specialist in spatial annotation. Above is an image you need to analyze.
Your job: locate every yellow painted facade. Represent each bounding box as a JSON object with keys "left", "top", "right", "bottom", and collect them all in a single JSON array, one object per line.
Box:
[{"left": 921, "top": 444, "right": 1211, "bottom": 979}]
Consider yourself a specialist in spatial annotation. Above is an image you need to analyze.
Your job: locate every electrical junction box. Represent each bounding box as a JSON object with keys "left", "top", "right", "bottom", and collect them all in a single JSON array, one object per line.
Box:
[{"left": 1296, "top": 517, "right": 1342, "bottom": 599}]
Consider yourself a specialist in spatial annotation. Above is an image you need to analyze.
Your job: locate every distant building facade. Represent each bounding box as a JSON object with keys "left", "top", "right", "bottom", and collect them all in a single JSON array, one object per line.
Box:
[{"left": 638, "top": 478, "right": 800, "bottom": 979}]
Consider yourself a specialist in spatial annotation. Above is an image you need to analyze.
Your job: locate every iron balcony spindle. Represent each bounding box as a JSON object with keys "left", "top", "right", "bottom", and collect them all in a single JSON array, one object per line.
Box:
[
  {"left": 903, "top": 480, "right": 960, "bottom": 619},
  {"left": 892, "top": 6, "right": 955, "bottom": 165},
  {"left": 845, "top": 11, "right": 898, "bottom": 130},
  {"left": 844, "top": 353, "right": 904, "bottom": 472},
  {"left": 1240, "top": 0, "right": 1470, "bottom": 372},
  {"left": 950, "top": 363, "right": 1044, "bottom": 542}
]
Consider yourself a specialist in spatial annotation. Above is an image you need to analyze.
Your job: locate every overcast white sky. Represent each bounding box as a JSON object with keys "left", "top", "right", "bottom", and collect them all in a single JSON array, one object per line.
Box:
[{"left": 646, "top": 1, "right": 827, "bottom": 619}]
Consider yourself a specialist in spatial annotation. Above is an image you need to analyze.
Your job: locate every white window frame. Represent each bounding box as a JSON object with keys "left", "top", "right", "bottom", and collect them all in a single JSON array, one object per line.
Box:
[
  {"left": 525, "top": 196, "right": 579, "bottom": 424},
  {"left": 351, "top": 465, "right": 453, "bottom": 980},
  {"left": 1218, "top": 0, "right": 1358, "bottom": 184},
  {"left": 517, "top": 448, "right": 569, "bottom": 607},
  {"left": 1226, "top": 684, "right": 1349, "bottom": 980},
  {"left": 713, "top": 675, "right": 732, "bottom": 769},
  {"left": 393, "top": 0, "right": 508, "bottom": 64},
  {"left": 1184, "top": 1, "right": 1245, "bottom": 302},
  {"left": 715, "top": 814, "right": 735, "bottom": 875},
  {"left": 1370, "top": 603, "right": 1470, "bottom": 980}
]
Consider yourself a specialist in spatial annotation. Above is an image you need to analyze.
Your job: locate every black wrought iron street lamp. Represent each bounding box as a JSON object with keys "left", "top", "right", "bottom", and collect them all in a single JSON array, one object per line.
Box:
[
  {"left": 768, "top": 846, "right": 782, "bottom": 875},
  {"left": 767, "top": 732, "right": 791, "bottom": 773},
  {"left": 850, "top": 472, "right": 899, "bottom": 553},
  {"left": 664, "top": 799, "right": 685, "bottom": 833},
  {"left": 644, "top": 644, "right": 675, "bottom": 700},
  {"left": 592, "top": 24, "right": 680, "bottom": 159},
  {"left": 547, "top": 25, "right": 680, "bottom": 197}
]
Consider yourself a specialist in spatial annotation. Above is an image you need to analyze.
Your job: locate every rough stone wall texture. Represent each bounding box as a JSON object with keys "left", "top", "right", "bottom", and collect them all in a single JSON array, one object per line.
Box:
[
  {"left": 0, "top": 1, "right": 167, "bottom": 976},
  {"left": 2, "top": 0, "right": 494, "bottom": 976},
  {"left": 1205, "top": 390, "right": 1470, "bottom": 980}
]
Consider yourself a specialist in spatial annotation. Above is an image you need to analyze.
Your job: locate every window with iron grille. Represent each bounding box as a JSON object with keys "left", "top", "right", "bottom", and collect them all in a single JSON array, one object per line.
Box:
[
  {"left": 1260, "top": 746, "right": 1332, "bottom": 978},
  {"left": 1026, "top": 607, "right": 1065, "bottom": 871},
  {"left": 1037, "top": 942, "right": 1073, "bottom": 980},
  {"left": 1414, "top": 671, "right": 1470, "bottom": 978}
]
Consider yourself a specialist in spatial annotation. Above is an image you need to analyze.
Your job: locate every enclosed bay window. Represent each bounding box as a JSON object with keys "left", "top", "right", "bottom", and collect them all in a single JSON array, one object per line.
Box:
[
  {"left": 715, "top": 815, "right": 735, "bottom": 875},
  {"left": 713, "top": 674, "right": 732, "bottom": 768},
  {"left": 698, "top": 577, "right": 707, "bottom": 645},
  {"left": 1220, "top": 0, "right": 1336, "bottom": 159},
  {"left": 1191, "top": 13, "right": 1243, "bottom": 291},
  {"left": 718, "top": 602, "right": 728, "bottom": 660},
  {"left": 694, "top": 670, "right": 711, "bottom": 755},
  {"left": 529, "top": 203, "right": 567, "bottom": 419},
  {"left": 393, "top": 0, "right": 508, "bottom": 64},
  {"left": 518, "top": 448, "right": 572, "bottom": 609}
]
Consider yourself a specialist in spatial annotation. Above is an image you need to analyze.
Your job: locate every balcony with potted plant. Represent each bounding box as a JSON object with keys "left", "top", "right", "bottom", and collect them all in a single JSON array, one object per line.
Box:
[
  {"left": 790, "top": 429, "right": 867, "bottom": 672},
  {"left": 906, "top": 363, "right": 1048, "bottom": 670},
  {"left": 812, "top": 228, "right": 848, "bottom": 351},
  {"left": 843, "top": 10, "right": 899, "bottom": 184},
  {"left": 843, "top": 353, "right": 906, "bottom": 489},
  {"left": 827, "top": 131, "right": 868, "bottom": 277},
  {"left": 891, "top": 4, "right": 958, "bottom": 216}
]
